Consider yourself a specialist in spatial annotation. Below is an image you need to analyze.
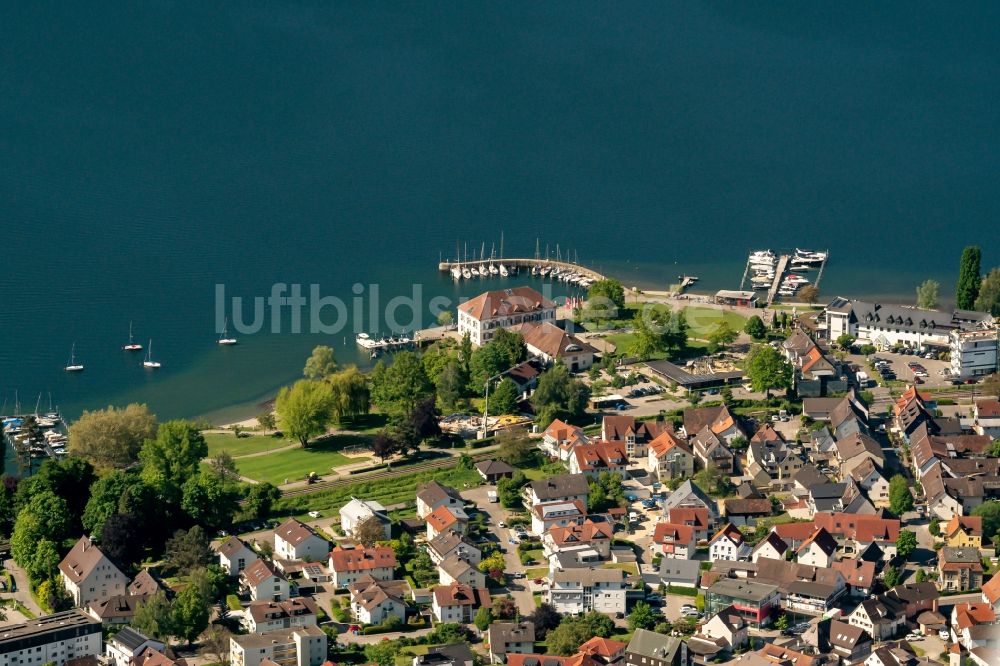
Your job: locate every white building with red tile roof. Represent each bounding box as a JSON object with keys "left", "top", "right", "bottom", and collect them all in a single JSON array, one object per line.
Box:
[{"left": 457, "top": 287, "right": 556, "bottom": 346}]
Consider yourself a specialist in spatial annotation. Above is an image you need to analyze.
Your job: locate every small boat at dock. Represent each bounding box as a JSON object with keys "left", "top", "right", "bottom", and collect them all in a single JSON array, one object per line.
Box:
[
  {"left": 499, "top": 263, "right": 509, "bottom": 277},
  {"left": 450, "top": 266, "right": 462, "bottom": 280}
]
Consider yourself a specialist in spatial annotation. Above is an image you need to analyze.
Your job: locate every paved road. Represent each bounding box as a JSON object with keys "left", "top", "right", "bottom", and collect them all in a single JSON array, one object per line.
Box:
[
  {"left": 2, "top": 558, "right": 44, "bottom": 617},
  {"left": 461, "top": 485, "right": 536, "bottom": 614}
]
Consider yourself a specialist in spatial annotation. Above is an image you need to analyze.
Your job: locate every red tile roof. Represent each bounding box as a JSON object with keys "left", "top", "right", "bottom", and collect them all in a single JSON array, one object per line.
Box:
[
  {"left": 653, "top": 523, "right": 695, "bottom": 545},
  {"left": 328, "top": 546, "right": 397, "bottom": 573}
]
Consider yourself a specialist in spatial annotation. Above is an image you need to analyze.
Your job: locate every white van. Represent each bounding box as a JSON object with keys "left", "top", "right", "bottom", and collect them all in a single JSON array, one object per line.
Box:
[{"left": 487, "top": 490, "right": 498, "bottom": 503}]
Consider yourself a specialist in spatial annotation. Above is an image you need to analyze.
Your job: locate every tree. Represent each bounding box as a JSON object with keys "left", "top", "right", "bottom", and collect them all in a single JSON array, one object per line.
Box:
[
  {"left": 469, "top": 343, "right": 510, "bottom": 391},
  {"left": 957, "top": 246, "right": 982, "bottom": 310},
  {"left": 775, "top": 613, "right": 790, "bottom": 631},
  {"left": 328, "top": 366, "right": 371, "bottom": 423},
  {"left": 883, "top": 565, "right": 901, "bottom": 589},
  {"left": 369, "top": 352, "right": 434, "bottom": 414},
  {"left": 164, "top": 526, "right": 213, "bottom": 576},
  {"left": 208, "top": 451, "right": 239, "bottom": 484},
  {"left": 26, "top": 539, "right": 60, "bottom": 583},
  {"left": 200, "top": 626, "right": 233, "bottom": 665},
  {"left": 172, "top": 583, "right": 210, "bottom": 645},
  {"left": 474, "top": 606, "right": 494, "bottom": 633},
  {"left": 628, "top": 601, "right": 657, "bottom": 630},
  {"left": 303, "top": 345, "right": 337, "bottom": 380},
  {"left": 257, "top": 411, "right": 276, "bottom": 432},
  {"left": 889, "top": 475, "right": 914, "bottom": 515},
  {"left": 497, "top": 473, "right": 526, "bottom": 508},
  {"left": 408, "top": 396, "right": 442, "bottom": 445},
  {"left": 101, "top": 513, "right": 145, "bottom": 569},
  {"left": 974, "top": 267, "right": 1000, "bottom": 316},
  {"left": 694, "top": 464, "right": 731, "bottom": 498},
  {"left": 744, "top": 344, "right": 793, "bottom": 397},
  {"left": 33, "top": 457, "right": 96, "bottom": 532},
  {"left": 244, "top": 482, "right": 281, "bottom": 519},
  {"left": 435, "top": 359, "right": 468, "bottom": 411},
  {"left": 139, "top": 420, "right": 209, "bottom": 506},
  {"left": 744, "top": 316, "right": 767, "bottom": 340},
  {"left": 492, "top": 329, "right": 528, "bottom": 368},
  {"left": 916, "top": 279, "right": 940, "bottom": 309},
  {"left": 492, "top": 596, "right": 518, "bottom": 620},
  {"left": 972, "top": 500, "right": 1000, "bottom": 544},
  {"left": 275, "top": 379, "right": 334, "bottom": 448},
  {"left": 490, "top": 378, "right": 520, "bottom": 415},
  {"left": 37, "top": 577, "right": 71, "bottom": 613},
  {"left": 835, "top": 333, "right": 856, "bottom": 349},
  {"left": 437, "top": 310, "right": 454, "bottom": 327},
  {"left": 532, "top": 364, "right": 590, "bottom": 422},
  {"left": 371, "top": 431, "right": 399, "bottom": 462},
  {"left": 364, "top": 641, "right": 402, "bottom": 666},
  {"left": 497, "top": 430, "right": 535, "bottom": 467},
  {"left": 69, "top": 403, "right": 158, "bottom": 469},
  {"left": 588, "top": 279, "right": 626, "bottom": 315},
  {"left": 132, "top": 592, "right": 175, "bottom": 640},
  {"left": 181, "top": 471, "right": 241, "bottom": 531},
  {"left": 355, "top": 515, "right": 387, "bottom": 548},
  {"left": 798, "top": 284, "right": 819, "bottom": 304},
  {"left": 527, "top": 602, "right": 561, "bottom": 640},
  {"left": 896, "top": 530, "right": 917, "bottom": 559},
  {"left": 707, "top": 321, "right": 738, "bottom": 353},
  {"left": 83, "top": 470, "right": 142, "bottom": 536},
  {"left": 629, "top": 307, "right": 687, "bottom": 359},
  {"left": 915, "top": 569, "right": 926, "bottom": 583}
]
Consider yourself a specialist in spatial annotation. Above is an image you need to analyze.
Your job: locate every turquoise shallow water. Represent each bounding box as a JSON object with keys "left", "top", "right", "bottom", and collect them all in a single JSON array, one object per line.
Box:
[{"left": 0, "top": 2, "right": 997, "bottom": 426}]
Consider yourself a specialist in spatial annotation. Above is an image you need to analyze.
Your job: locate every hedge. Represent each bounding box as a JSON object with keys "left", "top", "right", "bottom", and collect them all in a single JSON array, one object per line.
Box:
[
  {"left": 226, "top": 595, "right": 242, "bottom": 611},
  {"left": 666, "top": 585, "right": 698, "bottom": 597}
]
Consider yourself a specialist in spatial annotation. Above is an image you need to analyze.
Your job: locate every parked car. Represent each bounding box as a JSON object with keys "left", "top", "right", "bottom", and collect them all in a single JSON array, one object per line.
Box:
[
  {"left": 307, "top": 511, "right": 320, "bottom": 518},
  {"left": 939, "top": 629, "right": 950, "bottom": 640},
  {"left": 498, "top": 521, "right": 507, "bottom": 528}
]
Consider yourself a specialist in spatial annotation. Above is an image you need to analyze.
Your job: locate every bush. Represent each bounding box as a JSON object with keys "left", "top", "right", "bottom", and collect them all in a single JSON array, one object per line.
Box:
[{"left": 226, "top": 595, "right": 242, "bottom": 611}]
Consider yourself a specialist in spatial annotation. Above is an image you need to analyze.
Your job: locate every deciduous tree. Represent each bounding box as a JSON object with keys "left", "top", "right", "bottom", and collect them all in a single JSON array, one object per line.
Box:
[
  {"left": 527, "top": 602, "right": 560, "bottom": 640},
  {"left": 244, "top": 482, "right": 281, "bottom": 519},
  {"left": 435, "top": 359, "right": 468, "bottom": 411},
  {"left": 303, "top": 345, "right": 337, "bottom": 380},
  {"left": 490, "top": 378, "right": 520, "bottom": 415},
  {"left": 916, "top": 279, "right": 940, "bottom": 309},
  {"left": 974, "top": 267, "right": 1000, "bottom": 316},
  {"left": 101, "top": 513, "right": 145, "bottom": 569},
  {"left": 355, "top": 516, "right": 387, "bottom": 548},
  {"left": 132, "top": 592, "right": 175, "bottom": 641},
  {"left": 139, "top": 420, "right": 209, "bottom": 505},
  {"left": 798, "top": 285, "right": 819, "bottom": 304},
  {"left": 744, "top": 344, "right": 792, "bottom": 397},
  {"left": 275, "top": 380, "right": 334, "bottom": 448},
  {"left": 896, "top": 530, "right": 917, "bottom": 559},
  {"left": 628, "top": 601, "right": 657, "bottom": 630},
  {"left": 328, "top": 366, "right": 370, "bottom": 423},
  {"left": 492, "top": 329, "right": 528, "bottom": 368},
  {"left": 164, "top": 526, "right": 213, "bottom": 576},
  {"left": 369, "top": 352, "right": 434, "bottom": 414},
  {"left": 69, "top": 403, "right": 158, "bottom": 469},
  {"left": 587, "top": 279, "right": 626, "bottom": 314},
  {"left": 172, "top": 584, "right": 210, "bottom": 646},
  {"left": 744, "top": 316, "right": 767, "bottom": 340},
  {"left": 371, "top": 431, "right": 399, "bottom": 462},
  {"left": 889, "top": 475, "right": 914, "bottom": 515}
]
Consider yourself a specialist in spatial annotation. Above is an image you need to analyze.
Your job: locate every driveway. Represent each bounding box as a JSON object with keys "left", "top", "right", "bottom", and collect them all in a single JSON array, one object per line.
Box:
[
  {"left": 461, "top": 485, "right": 535, "bottom": 614},
  {"left": 2, "top": 559, "right": 43, "bottom": 617},
  {"left": 661, "top": 593, "right": 698, "bottom": 621}
]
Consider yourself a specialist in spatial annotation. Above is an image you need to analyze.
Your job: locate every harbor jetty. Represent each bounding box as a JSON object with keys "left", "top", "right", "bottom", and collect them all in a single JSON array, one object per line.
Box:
[
  {"left": 765, "top": 254, "right": 792, "bottom": 305},
  {"left": 740, "top": 248, "right": 829, "bottom": 304},
  {"left": 437, "top": 257, "right": 606, "bottom": 283}
]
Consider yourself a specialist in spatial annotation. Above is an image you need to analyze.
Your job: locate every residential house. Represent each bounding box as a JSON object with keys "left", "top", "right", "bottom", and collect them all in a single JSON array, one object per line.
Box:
[
  {"left": 667, "top": 507, "right": 712, "bottom": 542},
  {"left": 943, "top": 516, "right": 984, "bottom": 549},
  {"left": 754, "top": 557, "right": 847, "bottom": 616},
  {"left": 228, "top": 625, "right": 326, "bottom": 666},
  {"left": 87, "top": 595, "right": 144, "bottom": 626},
  {"left": 722, "top": 498, "right": 772, "bottom": 527},
  {"left": 216, "top": 536, "right": 259, "bottom": 577},
  {"left": 982, "top": 574, "right": 1000, "bottom": 612},
  {"left": 833, "top": 558, "right": 877, "bottom": 598},
  {"left": 547, "top": 567, "right": 626, "bottom": 615},
  {"left": 835, "top": 433, "right": 885, "bottom": 478},
  {"left": 850, "top": 458, "right": 891, "bottom": 508},
  {"left": 274, "top": 518, "right": 329, "bottom": 562},
  {"left": 430, "top": 582, "right": 490, "bottom": 623},
  {"left": 746, "top": 439, "right": 804, "bottom": 491},
  {"left": 691, "top": 427, "right": 735, "bottom": 476},
  {"left": 653, "top": 523, "right": 696, "bottom": 560},
  {"left": 522, "top": 473, "right": 590, "bottom": 511},
  {"left": 973, "top": 399, "right": 1000, "bottom": 438},
  {"left": 952, "top": 603, "right": 997, "bottom": 650},
  {"left": 570, "top": 441, "right": 629, "bottom": 478},
  {"left": 438, "top": 554, "right": 486, "bottom": 588},
  {"left": 751, "top": 533, "right": 789, "bottom": 564},
  {"left": 540, "top": 419, "right": 589, "bottom": 462},
  {"left": 245, "top": 597, "right": 318, "bottom": 634},
  {"left": 783, "top": 328, "right": 847, "bottom": 397},
  {"left": 542, "top": 521, "right": 613, "bottom": 560},
  {"left": 699, "top": 606, "right": 749, "bottom": 652},
  {"left": 530, "top": 500, "right": 586, "bottom": 536},
  {"left": 416, "top": 480, "right": 465, "bottom": 519},
  {"left": 796, "top": 528, "right": 838, "bottom": 568},
  {"left": 950, "top": 326, "right": 1000, "bottom": 380},
  {"left": 457, "top": 286, "right": 556, "bottom": 347},
  {"left": 624, "top": 629, "right": 686, "bottom": 666},
  {"left": 938, "top": 547, "right": 984, "bottom": 591},
  {"left": 348, "top": 577, "right": 408, "bottom": 626},
  {"left": 516, "top": 321, "right": 596, "bottom": 372},
  {"left": 426, "top": 505, "right": 470, "bottom": 540},
  {"left": 128, "top": 570, "right": 165, "bottom": 598},
  {"left": 883, "top": 582, "right": 940, "bottom": 619},
  {"left": 241, "top": 560, "right": 290, "bottom": 602},
  {"left": 647, "top": 431, "right": 694, "bottom": 481},
  {"left": 682, "top": 405, "right": 745, "bottom": 444},
  {"left": 0, "top": 610, "right": 102, "bottom": 666},
  {"left": 414, "top": 645, "right": 476, "bottom": 666},
  {"left": 328, "top": 545, "right": 396, "bottom": 588},
  {"left": 106, "top": 627, "right": 164, "bottom": 666},
  {"left": 662, "top": 480, "right": 719, "bottom": 524},
  {"left": 710, "top": 523, "right": 751, "bottom": 562},
  {"left": 475, "top": 460, "right": 515, "bottom": 483},
  {"left": 814, "top": 512, "right": 902, "bottom": 558},
  {"left": 705, "top": 578, "right": 780, "bottom": 628},
  {"left": 339, "top": 498, "right": 391, "bottom": 541},
  {"left": 58, "top": 536, "right": 129, "bottom": 608},
  {"left": 602, "top": 416, "right": 669, "bottom": 460},
  {"left": 658, "top": 558, "right": 701, "bottom": 589},
  {"left": 864, "top": 645, "right": 920, "bottom": 666},
  {"left": 848, "top": 597, "right": 906, "bottom": 641},
  {"left": 771, "top": 522, "right": 821, "bottom": 551},
  {"left": 486, "top": 622, "right": 535, "bottom": 664},
  {"left": 427, "top": 532, "right": 482, "bottom": 567},
  {"left": 827, "top": 619, "right": 873, "bottom": 666},
  {"left": 578, "top": 637, "right": 627, "bottom": 664}
]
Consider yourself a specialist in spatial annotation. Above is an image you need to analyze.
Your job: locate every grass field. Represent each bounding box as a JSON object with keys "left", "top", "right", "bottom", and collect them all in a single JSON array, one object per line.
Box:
[
  {"left": 274, "top": 464, "right": 483, "bottom": 517},
  {"left": 234, "top": 434, "right": 370, "bottom": 484},
  {"left": 205, "top": 432, "right": 289, "bottom": 458},
  {"left": 603, "top": 306, "right": 746, "bottom": 357}
]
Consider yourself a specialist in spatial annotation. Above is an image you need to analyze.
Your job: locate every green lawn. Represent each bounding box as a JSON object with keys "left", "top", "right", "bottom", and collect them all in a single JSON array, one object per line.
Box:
[
  {"left": 235, "top": 435, "right": 370, "bottom": 484},
  {"left": 602, "top": 562, "right": 639, "bottom": 576},
  {"left": 205, "top": 432, "right": 290, "bottom": 458},
  {"left": 681, "top": 307, "right": 747, "bottom": 338}
]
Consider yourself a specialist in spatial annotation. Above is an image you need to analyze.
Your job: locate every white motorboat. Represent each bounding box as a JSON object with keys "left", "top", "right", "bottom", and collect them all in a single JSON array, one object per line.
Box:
[
  {"left": 123, "top": 321, "right": 143, "bottom": 351},
  {"left": 65, "top": 343, "right": 84, "bottom": 372},
  {"left": 218, "top": 317, "right": 238, "bottom": 345},
  {"left": 356, "top": 333, "right": 377, "bottom": 349},
  {"left": 795, "top": 248, "right": 827, "bottom": 261},
  {"left": 143, "top": 340, "right": 162, "bottom": 369}
]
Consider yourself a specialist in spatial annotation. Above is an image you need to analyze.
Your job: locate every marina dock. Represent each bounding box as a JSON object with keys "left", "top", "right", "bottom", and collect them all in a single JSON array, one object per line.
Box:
[
  {"left": 437, "top": 257, "right": 607, "bottom": 283},
  {"left": 766, "top": 254, "right": 791, "bottom": 305}
]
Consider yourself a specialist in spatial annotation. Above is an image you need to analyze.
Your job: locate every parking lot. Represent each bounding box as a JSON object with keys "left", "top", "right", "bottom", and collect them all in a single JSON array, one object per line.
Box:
[{"left": 862, "top": 351, "right": 953, "bottom": 388}]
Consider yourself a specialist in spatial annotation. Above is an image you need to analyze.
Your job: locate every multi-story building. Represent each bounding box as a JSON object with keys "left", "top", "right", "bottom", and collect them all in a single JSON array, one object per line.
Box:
[
  {"left": 825, "top": 298, "right": 992, "bottom": 352},
  {"left": 938, "top": 547, "right": 984, "bottom": 591},
  {"left": 328, "top": 546, "right": 396, "bottom": 588},
  {"left": 547, "top": 567, "right": 627, "bottom": 615},
  {"left": 624, "top": 630, "right": 686, "bottom": 666},
  {"left": 229, "top": 626, "right": 326, "bottom": 666},
  {"left": 216, "top": 536, "right": 259, "bottom": 576},
  {"left": 244, "top": 597, "right": 318, "bottom": 634},
  {"left": 647, "top": 431, "right": 694, "bottom": 481},
  {"left": 348, "top": 578, "right": 408, "bottom": 626},
  {"left": 58, "top": 537, "right": 129, "bottom": 608},
  {"left": 457, "top": 287, "right": 556, "bottom": 346},
  {"left": 274, "top": 518, "right": 329, "bottom": 562},
  {"left": 431, "top": 583, "right": 490, "bottom": 623},
  {"left": 705, "top": 579, "right": 780, "bottom": 628},
  {"left": 240, "top": 559, "right": 290, "bottom": 602},
  {"left": 522, "top": 474, "right": 590, "bottom": 512},
  {"left": 0, "top": 610, "right": 102, "bottom": 666},
  {"left": 952, "top": 326, "right": 1000, "bottom": 379},
  {"left": 602, "top": 415, "right": 670, "bottom": 460},
  {"left": 486, "top": 622, "right": 535, "bottom": 664}
]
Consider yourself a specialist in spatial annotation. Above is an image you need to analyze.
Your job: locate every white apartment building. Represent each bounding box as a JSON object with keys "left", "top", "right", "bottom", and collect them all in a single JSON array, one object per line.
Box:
[
  {"left": 457, "top": 287, "right": 556, "bottom": 346},
  {"left": 547, "top": 567, "right": 626, "bottom": 615},
  {"left": 229, "top": 626, "right": 326, "bottom": 666},
  {"left": 0, "top": 611, "right": 102, "bottom": 666},
  {"left": 951, "top": 328, "right": 999, "bottom": 379}
]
